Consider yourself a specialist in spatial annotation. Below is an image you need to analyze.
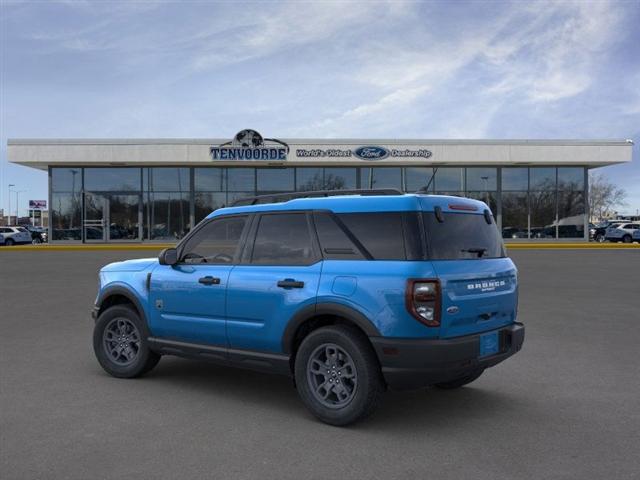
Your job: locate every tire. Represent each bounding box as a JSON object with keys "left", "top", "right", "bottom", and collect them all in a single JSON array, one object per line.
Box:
[
  {"left": 5, "top": 238, "right": 14, "bottom": 246},
  {"left": 32, "top": 238, "right": 42, "bottom": 245},
  {"left": 93, "top": 304, "right": 160, "bottom": 378},
  {"left": 434, "top": 369, "right": 484, "bottom": 389},
  {"left": 595, "top": 233, "right": 605, "bottom": 243},
  {"left": 294, "top": 325, "right": 384, "bottom": 426},
  {"left": 622, "top": 235, "right": 632, "bottom": 243}
]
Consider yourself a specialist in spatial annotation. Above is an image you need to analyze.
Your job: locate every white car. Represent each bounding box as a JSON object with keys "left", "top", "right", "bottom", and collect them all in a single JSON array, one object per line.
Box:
[
  {"left": 605, "top": 223, "right": 640, "bottom": 243},
  {"left": 0, "top": 226, "right": 32, "bottom": 246}
]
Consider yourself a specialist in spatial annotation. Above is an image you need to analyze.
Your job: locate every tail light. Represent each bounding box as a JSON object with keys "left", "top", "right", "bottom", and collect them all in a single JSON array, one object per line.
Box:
[{"left": 406, "top": 279, "right": 441, "bottom": 327}]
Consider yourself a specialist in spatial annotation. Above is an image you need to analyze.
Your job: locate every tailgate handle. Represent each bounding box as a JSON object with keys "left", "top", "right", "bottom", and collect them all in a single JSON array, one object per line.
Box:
[{"left": 479, "top": 312, "right": 497, "bottom": 320}]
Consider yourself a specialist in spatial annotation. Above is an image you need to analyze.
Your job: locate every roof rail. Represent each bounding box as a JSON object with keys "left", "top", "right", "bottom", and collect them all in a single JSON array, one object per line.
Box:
[{"left": 230, "top": 189, "right": 404, "bottom": 206}]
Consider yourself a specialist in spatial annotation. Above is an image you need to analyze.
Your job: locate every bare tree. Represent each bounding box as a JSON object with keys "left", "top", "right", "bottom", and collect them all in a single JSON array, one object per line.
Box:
[{"left": 589, "top": 172, "right": 627, "bottom": 221}]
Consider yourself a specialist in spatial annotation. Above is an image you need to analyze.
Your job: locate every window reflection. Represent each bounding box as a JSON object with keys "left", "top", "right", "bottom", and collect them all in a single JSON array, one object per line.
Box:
[
  {"left": 296, "top": 168, "right": 324, "bottom": 191},
  {"left": 145, "top": 193, "right": 190, "bottom": 240},
  {"left": 501, "top": 192, "right": 528, "bottom": 239},
  {"left": 529, "top": 168, "right": 556, "bottom": 190},
  {"left": 195, "top": 192, "right": 226, "bottom": 224},
  {"left": 85, "top": 168, "right": 141, "bottom": 191},
  {"left": 51, "top": 168, "right": 82, "bottom": 193},
  {"left": 530, "top": 190, "right": 556, "bottom": 238},
  {"left": 557, "top": 167, "right": 584, "bottom": 190},
  {"left": 227, "top": 168, "right": 255, "bottom": 191},
  {"left": 557, "top": 191, "right": 584, "bottom": 238},
  {"left": 368, "top": 168, "right": 402, "bottom": 190},
  {"left": 501, "top": 168, "right": 528, "bottom": 191},
  {"left": 51, "top": 193, "right": 82, "bottom": 240},
  {"left": 256, "top": 168, "right": 294, "bottom": 193},
  {"left": 324, "top": 168, "right": 356, "bottom": 189},
  {"left": 466, "top": 168, "right": 497, "bottom": 191},
  {"left": 435, "top": 168, "right": 464, "bottom": 191},
  {"left": 405, "top": 167, "right": 434, "bottom": 192}
]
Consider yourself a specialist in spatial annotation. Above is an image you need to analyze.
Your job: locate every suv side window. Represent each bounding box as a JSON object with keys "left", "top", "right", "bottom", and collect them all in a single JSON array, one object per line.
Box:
[
  {"left": 180, "top": 215, "right": 247, "bottom": 264},
  {"left": 313, "top": 212, "right": 365, "bottom": 260},
  {"left": 250, "top": 213, "right": 317, "bottom": 265},
  {"left": 336, "top": 212, "right": 406, "bottom": 260}
]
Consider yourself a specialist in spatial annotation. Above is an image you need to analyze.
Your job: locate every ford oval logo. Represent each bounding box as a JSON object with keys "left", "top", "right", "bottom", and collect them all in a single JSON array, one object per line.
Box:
[
  {"left": 446, "top": 306, "right": 460, "bottom": 314},
  {"left": 354, "top": 146, "right": 389, "bottom": 160}
]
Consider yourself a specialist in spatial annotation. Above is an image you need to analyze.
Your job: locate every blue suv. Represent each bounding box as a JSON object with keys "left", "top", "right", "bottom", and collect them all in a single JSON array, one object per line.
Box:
[{"left": 92, "top": 190, "right": 524, "bottom": 425}]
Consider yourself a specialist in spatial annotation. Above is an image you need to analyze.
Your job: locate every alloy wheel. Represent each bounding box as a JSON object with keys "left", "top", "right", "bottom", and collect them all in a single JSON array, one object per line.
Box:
[
  {"left": 103, "top": 317, "right": 141, "bottom": 366},
  {"left": 307, "top": 343, "right": 358, "bottom": 409}
]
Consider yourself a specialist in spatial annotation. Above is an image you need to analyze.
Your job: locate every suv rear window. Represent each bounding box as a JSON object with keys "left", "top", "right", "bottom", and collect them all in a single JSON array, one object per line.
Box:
[{"left": 423, "top": 212, "right": 505, "bottom": 260}]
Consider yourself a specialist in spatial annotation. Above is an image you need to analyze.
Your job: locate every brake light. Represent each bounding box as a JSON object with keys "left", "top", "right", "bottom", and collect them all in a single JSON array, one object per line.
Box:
[
  {"left": 406, "top": 279, "right": 441, "bottom": 327},
  {"left": 448, "top": 204, "right": 478, "bottom": 211}
]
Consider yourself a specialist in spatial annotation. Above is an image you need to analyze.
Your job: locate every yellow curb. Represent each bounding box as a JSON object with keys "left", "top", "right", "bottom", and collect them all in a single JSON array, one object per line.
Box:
[
  {"left": 506, "top": 243, "right": 640, "bottom": 249},
  {"left": 0, "top": 244, "right": 174, "bottom": 251},
  {"left": 1, "top": 243, "right": 639, "bottom": 252}
]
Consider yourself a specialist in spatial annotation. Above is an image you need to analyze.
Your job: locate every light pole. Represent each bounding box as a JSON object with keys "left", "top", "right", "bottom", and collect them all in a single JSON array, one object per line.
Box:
[
  {"left": 15, "top": 190, "right": 26, "bottom": 224},
  {"left": 8, "top": 184, "right": 15, "bottom": 225}
]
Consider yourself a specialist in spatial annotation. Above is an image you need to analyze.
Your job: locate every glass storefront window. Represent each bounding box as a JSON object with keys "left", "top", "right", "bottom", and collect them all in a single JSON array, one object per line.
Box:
[
  {"left": 195, "top": 192, "right": 227, "bottom": 223},
  {"left": 466, "top": 191, "right": 497, "bottom": 216},
  {"left": 85, "top": 168, "right": 141, "bottom": 192},
  {"left": 435, "top": 168, "right": 464, "bottom": 191},
  {"left": 557, "top": 190, "right": 585, "bottom": 238},
  {"left": 529, "top": 168, "right": 556, "bottom": 191},
  {"left": 501, "top": 192, "right": 528, "bottom": 239},
  {"left": 558, "top": 167, "right": 584, "bottom": 190},
  {"left": 145, "top": 168, "right": 189, "bottom": 192},
  {"left": 530, "top": 190, "right": 556, "bottom": 238},
  {"left": 296, "top": 168, "right": 324, "bottom": 191},
  {"left": 405, "top": 167, "right": 434, "bottom": 192},
  {"left": 51, "top": 192, "right": 82, "bottom": 240},
  {"left": 366, "top": 168, "right": 402, "bottom": 190},
  {"left": 324, "top": 168, "right": 356, "bottom": 189},
  {"left": 195, "top": 168, "right": 225, "bottom": 191},
  {"left": 227, "top": 168, "right": 255, "bottom": 191},
  {"left": 145, "top": 192, "right": 190, "bottom": 240},
  {"left": 227, "top": 191, "right": 256, "bottom": 205},
  {"left": 466, "top": 168, "right": 497, "bottom": 191},
  {"left": 256, "top": 168, "right": 294, "bottom": 193},
  {"left": 51, "top": 168, "right": 82, "bottom": 193},
  {"left": 502, "top": 168, "right": 528, "bottom": 191}
]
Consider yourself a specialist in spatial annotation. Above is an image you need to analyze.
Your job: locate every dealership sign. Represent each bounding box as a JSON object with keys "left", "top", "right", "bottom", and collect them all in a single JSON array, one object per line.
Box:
[
  {"left": 296, "top": 146, "right": 433, "bottom": 160},
  {"left": 211, "top": 129, "right": 289, "bottom": 161},
  {"left": 29, "top": 200, "right": 47, "bottom": 209}
]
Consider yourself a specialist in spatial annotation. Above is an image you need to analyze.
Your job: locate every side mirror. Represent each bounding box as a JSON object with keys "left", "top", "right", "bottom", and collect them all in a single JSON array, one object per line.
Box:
[{"left": 158, "top": 247, "right": 178, "bottom": 266}]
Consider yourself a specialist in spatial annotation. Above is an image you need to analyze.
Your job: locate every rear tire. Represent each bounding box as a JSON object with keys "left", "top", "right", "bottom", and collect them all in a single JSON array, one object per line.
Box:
[
  {"left": 93, "top": 304, "right": 160, "bottom": 378},
  {"left": 5, "top": 238, "right": 14, "bottom": 246},
  {"left": 294, "top": 325, "right": 384, "bottom": 426},
  {"left": 622, "top": 235, "right": 632, "bottom": 243},
  {"left": 434, "top": 369, "right": 484, "bottom": 389}
]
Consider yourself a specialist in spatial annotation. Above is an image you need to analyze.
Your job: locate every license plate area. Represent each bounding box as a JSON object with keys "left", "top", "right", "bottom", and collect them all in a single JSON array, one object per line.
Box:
[{"left": 479, "top": 331, "right": 500, "bottom": 358}]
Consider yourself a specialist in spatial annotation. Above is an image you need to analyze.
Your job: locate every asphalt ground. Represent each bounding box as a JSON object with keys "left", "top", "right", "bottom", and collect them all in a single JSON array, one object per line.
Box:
[{"left": 1, "top": 249, "right": 639, "bottom": 480}]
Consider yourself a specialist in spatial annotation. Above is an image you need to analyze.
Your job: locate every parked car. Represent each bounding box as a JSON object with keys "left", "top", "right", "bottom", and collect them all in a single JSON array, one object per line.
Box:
[
  {"left": 605, "top": 223, "right": 640, "bottom": 243},
  {"left": 502, "top": 227, "right": 527, "bottom": 239},
  {"left": 632, "top": 229, "right": 640, "bottom": 243},
  {"left": 0, "top": 232, "right": 4, "bottom": 245},
  {"left": 91, "top": 190, "right": 524, "bottom": 426},
  {"left": 20, "top": 225, "right": 48, "bottom": 244},
  {"left": 0, "top": 226, "right": 32, "bottom": 246},
  {"left": 591, "top": 221, "right": 626, "bottom": 242}
]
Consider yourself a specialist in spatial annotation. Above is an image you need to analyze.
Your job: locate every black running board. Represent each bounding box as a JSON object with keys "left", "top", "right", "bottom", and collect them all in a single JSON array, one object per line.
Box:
[{"left": 147, "top": 337, "right": 291, "bottom": 376}]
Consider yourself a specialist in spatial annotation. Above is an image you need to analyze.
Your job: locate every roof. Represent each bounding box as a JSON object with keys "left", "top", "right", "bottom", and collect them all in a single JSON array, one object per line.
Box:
[{"left": 207, "top": 194, "right": 490, "bottom": 218}]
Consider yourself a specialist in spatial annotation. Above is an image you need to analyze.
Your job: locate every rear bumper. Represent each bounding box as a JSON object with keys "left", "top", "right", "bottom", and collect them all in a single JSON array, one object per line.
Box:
[{"left": 370, "top": 323, "right": 525, "bottom": 390}]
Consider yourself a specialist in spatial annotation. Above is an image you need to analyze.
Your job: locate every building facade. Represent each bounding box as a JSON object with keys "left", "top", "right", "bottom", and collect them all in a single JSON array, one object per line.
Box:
[{"left": 7, "top": 131, "right": 633, "bottom": 243}]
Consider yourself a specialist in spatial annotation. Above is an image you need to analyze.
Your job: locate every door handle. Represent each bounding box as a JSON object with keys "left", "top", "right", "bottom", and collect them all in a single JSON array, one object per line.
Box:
[
  {"left": 277, "top": 279, "right": 305, "bottom": 288},
  {"left": 198, "top": 276, "right": 221, "bottom": 285}
]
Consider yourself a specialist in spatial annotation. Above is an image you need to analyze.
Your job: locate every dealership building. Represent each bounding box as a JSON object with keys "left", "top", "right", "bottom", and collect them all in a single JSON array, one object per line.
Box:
[{"left": 7, "top": 131, "right": 633, "bottom": 243}]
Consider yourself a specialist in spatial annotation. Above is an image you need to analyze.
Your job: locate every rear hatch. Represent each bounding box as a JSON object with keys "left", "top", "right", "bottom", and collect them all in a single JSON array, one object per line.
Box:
[{"left": 422, "top": 207, "right": 518, "bottom": 339}]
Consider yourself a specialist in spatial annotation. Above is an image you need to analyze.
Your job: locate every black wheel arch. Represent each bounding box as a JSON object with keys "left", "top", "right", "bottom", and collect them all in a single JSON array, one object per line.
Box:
[
  {"left": 96, "top": 285, "right": 147, "bottom": 324},
  {"left": 282, "top": 302, "right": 381, "bottom": 355}
]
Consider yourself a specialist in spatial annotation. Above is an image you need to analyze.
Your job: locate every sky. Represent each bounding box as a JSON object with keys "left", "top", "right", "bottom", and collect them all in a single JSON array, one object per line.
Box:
[{"left": 1, "top": 0, "right": 639, "bottom": 217}]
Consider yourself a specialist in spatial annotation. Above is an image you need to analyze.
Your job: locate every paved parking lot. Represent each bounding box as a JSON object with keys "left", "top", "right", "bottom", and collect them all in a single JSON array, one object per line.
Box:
[{"left": 1, "top": 249, "right": 639, "bottom": 479}]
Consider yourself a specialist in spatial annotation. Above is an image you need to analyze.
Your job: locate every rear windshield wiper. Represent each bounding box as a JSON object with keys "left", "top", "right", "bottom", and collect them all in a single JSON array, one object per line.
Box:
[{"left": 461, "top": 247, "right": 487, "bottom": 258}]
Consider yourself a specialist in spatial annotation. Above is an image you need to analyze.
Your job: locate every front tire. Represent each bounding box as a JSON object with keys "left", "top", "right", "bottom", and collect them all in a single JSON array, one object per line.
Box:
[
  {"left": 595, "top": 233, "right": 605, "bottom": 243},
  {"left": 5, "top": 238, "right": 14, "bottom": 246},
  {"left": 93, "top": 304, "right": 160, "bottom": 378},
  {"left": 294, "top": 325, "right": 384, "bottom": 426},
  {"left": 622, "top": 235, "right": 632, "bottom": 243}
]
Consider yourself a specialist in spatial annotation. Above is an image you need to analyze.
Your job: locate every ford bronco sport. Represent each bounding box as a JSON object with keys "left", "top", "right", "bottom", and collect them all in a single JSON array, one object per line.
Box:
[{"left": 92, "top": 190, "right": 524, "bottom": 425}]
